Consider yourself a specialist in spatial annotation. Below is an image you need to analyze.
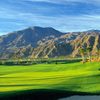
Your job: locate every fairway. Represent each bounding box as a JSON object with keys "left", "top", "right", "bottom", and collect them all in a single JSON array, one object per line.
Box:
[{"left": 0, "top": 62, "right": 100, "bottom": 97}]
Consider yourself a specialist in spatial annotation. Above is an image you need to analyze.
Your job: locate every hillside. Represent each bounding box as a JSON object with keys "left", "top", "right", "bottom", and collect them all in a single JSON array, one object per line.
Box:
[
  {"left": 0, "top": 26, "right": 63, "bottom": 59},
  {"left": 31, "top": 31, "right": 100, "bottom": 58},
  {"left": 0, "top": 27, "right": 100, "bottom": 59}
]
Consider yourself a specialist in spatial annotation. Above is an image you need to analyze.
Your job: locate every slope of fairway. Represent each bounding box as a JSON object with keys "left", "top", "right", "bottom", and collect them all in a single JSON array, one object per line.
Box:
[{"left": 0, "top": 62, "right": 100, "bottom": 95}]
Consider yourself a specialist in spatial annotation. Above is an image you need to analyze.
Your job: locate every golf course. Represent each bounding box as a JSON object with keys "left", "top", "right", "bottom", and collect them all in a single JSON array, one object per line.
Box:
[{"left": 0, "top": 62, "right": 100, "bottom": 99}]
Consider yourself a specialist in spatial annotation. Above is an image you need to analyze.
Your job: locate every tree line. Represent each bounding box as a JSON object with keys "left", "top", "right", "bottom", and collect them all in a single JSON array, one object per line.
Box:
[{"left": 79, "top": 46, "right": 100, "bottom": 63}]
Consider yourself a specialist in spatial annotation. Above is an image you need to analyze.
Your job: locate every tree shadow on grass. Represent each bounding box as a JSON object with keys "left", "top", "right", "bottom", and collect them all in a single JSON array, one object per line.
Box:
[{"left": 0, "top": 89, "right": 99, "bottom": 100}]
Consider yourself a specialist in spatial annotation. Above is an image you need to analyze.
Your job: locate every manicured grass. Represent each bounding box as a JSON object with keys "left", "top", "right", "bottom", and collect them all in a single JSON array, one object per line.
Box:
[{"left": 0, "top": 62, "right": 100, "bottom": 96}]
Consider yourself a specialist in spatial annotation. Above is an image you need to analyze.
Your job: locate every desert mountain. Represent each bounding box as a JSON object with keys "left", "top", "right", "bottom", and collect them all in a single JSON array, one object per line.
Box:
[
  {"left": 0, "top": 26, "right": 63, "bottom": 58},
  {"left": 31, "top": 31, "right": 100, "bottom": 58},
  {"left": 0, "top": 27, "right": 100, "bottom": 59}
]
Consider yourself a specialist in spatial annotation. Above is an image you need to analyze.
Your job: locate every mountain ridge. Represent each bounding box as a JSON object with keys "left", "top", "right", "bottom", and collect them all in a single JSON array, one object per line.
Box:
[{"left": 0, "top": 26, "right": 100, "bottom": 59}]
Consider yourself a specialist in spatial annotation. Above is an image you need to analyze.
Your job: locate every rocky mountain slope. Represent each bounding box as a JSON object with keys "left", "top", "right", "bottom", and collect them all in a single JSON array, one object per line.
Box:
[
  {"left": 31, "top": 31, "right": 100, "bottom": 58},
  {"left": 0, "top": 26, "right": 63, "bottom": 59},
  {"left": 0, "top": 27, "right": 100, "bottom": 59}
]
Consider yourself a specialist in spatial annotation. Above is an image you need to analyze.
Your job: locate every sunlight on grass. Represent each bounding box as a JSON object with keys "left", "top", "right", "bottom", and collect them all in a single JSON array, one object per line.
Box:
[{"left": 0, "top": 62, "right": 100, "bottom": 94}]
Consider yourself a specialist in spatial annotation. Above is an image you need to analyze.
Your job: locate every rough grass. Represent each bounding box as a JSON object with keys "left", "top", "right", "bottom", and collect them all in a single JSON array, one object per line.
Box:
[{"left": 0, "top": 62, "right": 100, "bottom": 96}]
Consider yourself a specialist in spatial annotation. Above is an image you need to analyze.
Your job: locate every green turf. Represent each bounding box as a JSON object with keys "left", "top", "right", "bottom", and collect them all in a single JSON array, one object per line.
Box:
[{"left": 0, "top": 62, "right": 100, "bottom": 94}]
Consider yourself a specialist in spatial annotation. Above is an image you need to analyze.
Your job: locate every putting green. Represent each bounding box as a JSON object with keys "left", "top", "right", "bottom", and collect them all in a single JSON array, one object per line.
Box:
[{"left": 0, "top": 62, "right": 100, "bottom": 94}]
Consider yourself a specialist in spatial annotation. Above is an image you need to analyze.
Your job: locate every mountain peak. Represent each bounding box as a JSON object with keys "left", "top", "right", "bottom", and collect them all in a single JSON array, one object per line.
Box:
[{"left": 28, "top": 26, "right": 56, "bottom": 30}]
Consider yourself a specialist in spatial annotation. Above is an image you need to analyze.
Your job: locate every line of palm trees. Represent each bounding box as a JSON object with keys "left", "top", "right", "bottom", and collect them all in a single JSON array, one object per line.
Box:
[{"left": 79, "top": 46, "right": 100, "bottom": 63}]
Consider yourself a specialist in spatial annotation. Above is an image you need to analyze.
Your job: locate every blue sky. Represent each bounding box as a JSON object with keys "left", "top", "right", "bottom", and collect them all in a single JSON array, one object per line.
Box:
[{"left": 0, "top": 0, "right": 100, "bottom": 35}]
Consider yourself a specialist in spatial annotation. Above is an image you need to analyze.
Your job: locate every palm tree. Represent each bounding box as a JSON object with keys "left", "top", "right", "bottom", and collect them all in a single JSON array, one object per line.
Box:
[
  {"left": 79, "top": 47, "right": 86, "bottom": 63},
  {"left": 97, "top": 47, "right": 100, "bottom": 61},
  {"left": 97, "top": 45, "right": 100, "bottom": 58},
  {"left": 86, "top": 46, "right": 92, "bottom": 62}
]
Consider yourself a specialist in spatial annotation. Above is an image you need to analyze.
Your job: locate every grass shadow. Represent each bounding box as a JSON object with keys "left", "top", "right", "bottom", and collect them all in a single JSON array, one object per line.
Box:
[{"left": 0, "top": 89, "right": 99, "bottom": 100}]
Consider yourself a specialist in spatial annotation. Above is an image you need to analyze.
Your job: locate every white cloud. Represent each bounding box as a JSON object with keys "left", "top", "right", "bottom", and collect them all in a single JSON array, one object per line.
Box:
[
  {"left": 0, "top": 0, "right": 100, "bottom": 34},
  {"left": 24, "top": 0, "right": 100, "bottom": 5},
  {"left": 0, "top": 5, "right": 100, "bottom": 32}
]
